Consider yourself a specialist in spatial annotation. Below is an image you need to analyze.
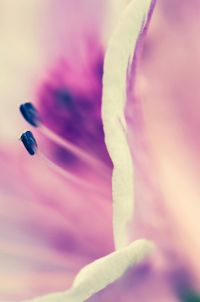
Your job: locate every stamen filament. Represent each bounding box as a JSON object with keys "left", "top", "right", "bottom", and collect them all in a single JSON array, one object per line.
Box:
[
  {"left": 37, "top": 151, "right": 110, "bottom": 198},
  {"left": 19, "top": 102, "right": 109, "bottom": 178},
  {"left": 40, "top": 125, "right": 109, "bottom": 178}
]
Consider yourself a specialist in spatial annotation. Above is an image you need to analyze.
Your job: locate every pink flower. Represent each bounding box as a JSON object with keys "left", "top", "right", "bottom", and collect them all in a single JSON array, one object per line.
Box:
[{"left": 0, "top": 0, "right": 200, "bottom": 301}]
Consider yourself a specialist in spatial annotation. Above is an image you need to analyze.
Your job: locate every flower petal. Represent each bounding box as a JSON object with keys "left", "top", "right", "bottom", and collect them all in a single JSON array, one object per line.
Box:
[{"left": 126, "top": 0, "right": 200, "bottom": 288}]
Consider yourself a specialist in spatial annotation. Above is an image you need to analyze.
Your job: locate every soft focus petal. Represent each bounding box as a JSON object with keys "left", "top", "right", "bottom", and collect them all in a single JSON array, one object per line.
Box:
[
  {"left": 126, "top": 0, "right": 200, "bottom": 294},
  {"left": 0, "top": 147, "right": 113, "bottom": 300}
]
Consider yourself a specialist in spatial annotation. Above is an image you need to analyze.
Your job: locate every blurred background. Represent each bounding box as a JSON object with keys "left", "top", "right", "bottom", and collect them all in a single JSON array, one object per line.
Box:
[{"left": 1, "top": 0, "right": 200, "bottom": 301}]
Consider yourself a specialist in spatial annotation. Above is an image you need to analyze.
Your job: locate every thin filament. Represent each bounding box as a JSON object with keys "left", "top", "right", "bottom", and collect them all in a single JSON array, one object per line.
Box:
[
  {"left": 40, "top": 125, "right": 109, "bottom": 178},
  {"left": 37, "top": 151, "right": 110, "bottom": 198}
]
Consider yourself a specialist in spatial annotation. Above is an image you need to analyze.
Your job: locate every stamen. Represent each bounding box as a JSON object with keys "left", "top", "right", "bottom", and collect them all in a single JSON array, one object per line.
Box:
[
  {"left": 19, "top": 129, "right": 109, "bottom": 196},
  {"left": 19, "top": 111, "right": 109, "bottom": 195},
  {"left": 40, "top": 125, "right": 109, "bottom": 175},
  {"left": 54, "top": 89, "right": 74, "bottom": 110},
  {"left": 20, "top": 131, "right": 37, "bottom": 156},
  {"left": 20, "top": 102, "right": 40, "bottom": 127},
  {"left": 37, "top": 151, "right": 109, "bottom": 197},
  {"left": 19, "top": 102, "right": 109, "bottom": 177}
]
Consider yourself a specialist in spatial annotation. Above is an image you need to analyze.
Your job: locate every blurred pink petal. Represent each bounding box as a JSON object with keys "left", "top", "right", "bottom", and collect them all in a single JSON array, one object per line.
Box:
[{"left": 126, "top": 0, "right": 200, "bottom": 294}]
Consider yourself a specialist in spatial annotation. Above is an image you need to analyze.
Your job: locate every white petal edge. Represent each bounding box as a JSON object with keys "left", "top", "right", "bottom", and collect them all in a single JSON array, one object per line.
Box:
[
  {"left": 24, "top": 240, "right": 154, "bottom": 302},
  {"left": 102, "top": 0, "right": 153, "bottom": 250}
]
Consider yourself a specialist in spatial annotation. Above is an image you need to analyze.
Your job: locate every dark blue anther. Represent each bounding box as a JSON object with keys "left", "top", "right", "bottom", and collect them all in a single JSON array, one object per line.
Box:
[
  {"left": 20, "top": 131, "right": 37, "bottom": 156},
  {"left": 19, "top": 102, "right": 40, "bottom": 127},
  {"left": 54, "top": 89, "right": 74, "bottom": 110}
]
